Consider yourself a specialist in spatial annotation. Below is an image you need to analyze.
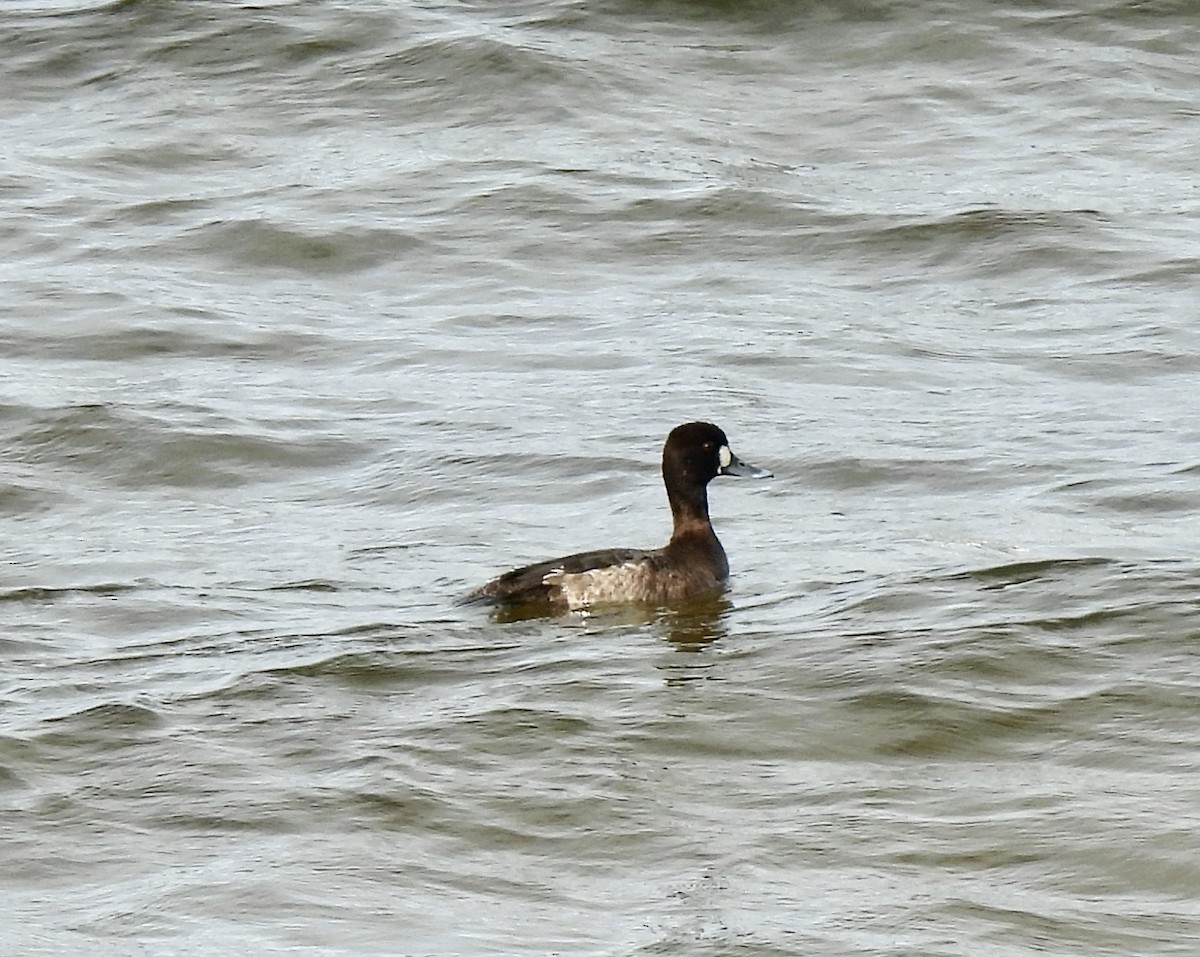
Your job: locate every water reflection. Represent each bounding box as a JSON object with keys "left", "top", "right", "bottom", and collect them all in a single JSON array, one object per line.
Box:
[
  {"left": 660, "top": 592, "right": 731, "bottom": 649},
  {"left": 655, "top": 593, "right": 733, "bottom": 685},
  {"left": 483, "top": 591, "right": 731, "bottom": 647}
]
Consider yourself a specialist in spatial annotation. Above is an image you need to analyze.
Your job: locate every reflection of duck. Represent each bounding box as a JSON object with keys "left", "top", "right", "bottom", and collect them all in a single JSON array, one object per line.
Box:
[
  {"left": 662, "top": 591, "right": 732, "bottom": 649},
  {"left": 465, "top": 422, "right": 771, "bottom": 611}
]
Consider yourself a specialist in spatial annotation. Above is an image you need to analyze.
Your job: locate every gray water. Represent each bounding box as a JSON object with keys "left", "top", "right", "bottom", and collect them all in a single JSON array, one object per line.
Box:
[{"left": 3, "top": 0, "right": 1200, "bottom": 954}]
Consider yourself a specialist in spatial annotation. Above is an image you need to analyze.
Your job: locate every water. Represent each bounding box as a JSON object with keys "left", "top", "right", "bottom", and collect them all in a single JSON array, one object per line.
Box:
[{"left": 3, "top": 0, "right": 1200, "bottom": 954}]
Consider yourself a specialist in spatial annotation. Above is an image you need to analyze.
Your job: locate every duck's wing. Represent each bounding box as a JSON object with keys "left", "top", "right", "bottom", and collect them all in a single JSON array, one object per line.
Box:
[{"left": 464, "top": 547, "right": 651, "bottom": 606}]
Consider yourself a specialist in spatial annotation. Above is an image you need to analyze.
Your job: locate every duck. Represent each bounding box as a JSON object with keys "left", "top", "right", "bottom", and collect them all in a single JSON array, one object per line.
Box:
[{"left": 464, "top": 422, "right": 771, "bottom": 610}]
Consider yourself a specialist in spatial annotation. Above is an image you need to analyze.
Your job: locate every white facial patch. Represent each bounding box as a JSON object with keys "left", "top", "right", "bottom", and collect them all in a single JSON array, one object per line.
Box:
[{"left": 718, "top": 445, "right": 732, "bottom": 469}]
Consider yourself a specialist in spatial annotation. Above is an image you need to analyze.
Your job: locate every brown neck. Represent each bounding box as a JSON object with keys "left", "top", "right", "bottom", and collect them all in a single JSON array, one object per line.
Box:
[
  {"left": 665, "top": 482, "right": 728, "bottom": 580},
  {"left": 667, "top": 481, "right": 713, "bottom": 542}
]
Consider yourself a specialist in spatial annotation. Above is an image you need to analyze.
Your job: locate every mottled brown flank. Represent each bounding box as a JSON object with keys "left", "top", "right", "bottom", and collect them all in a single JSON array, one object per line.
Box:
[{"left": 546, "top": 539, "right": 726, "bottom": 610}]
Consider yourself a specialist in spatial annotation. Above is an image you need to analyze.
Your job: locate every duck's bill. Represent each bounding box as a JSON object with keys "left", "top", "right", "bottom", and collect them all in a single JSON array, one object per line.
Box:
[{"left": 720, "top": 451, "right": 772, "bottom": 479}]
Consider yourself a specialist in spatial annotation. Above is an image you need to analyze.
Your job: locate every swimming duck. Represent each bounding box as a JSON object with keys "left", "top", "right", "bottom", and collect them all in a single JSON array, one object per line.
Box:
[{"left": 465, "top": 422, "right": 771, "bottom": 610}]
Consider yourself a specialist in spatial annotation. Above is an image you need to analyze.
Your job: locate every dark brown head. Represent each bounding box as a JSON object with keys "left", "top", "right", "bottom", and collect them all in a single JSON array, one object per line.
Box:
[{"left": 661, "top": 422, "right": 771, "bottom": 525}]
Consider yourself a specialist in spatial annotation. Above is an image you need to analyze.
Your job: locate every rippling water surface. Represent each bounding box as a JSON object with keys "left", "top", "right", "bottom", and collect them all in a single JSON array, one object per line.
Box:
[{"left": 4, "top": 0, "right": 1200, "bottom": 954}]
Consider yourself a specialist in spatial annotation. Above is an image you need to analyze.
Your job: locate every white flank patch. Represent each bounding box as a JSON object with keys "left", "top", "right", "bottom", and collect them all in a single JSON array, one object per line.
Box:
[{"left": 546, "top": 560, "right": 647, "bottom": 610}]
